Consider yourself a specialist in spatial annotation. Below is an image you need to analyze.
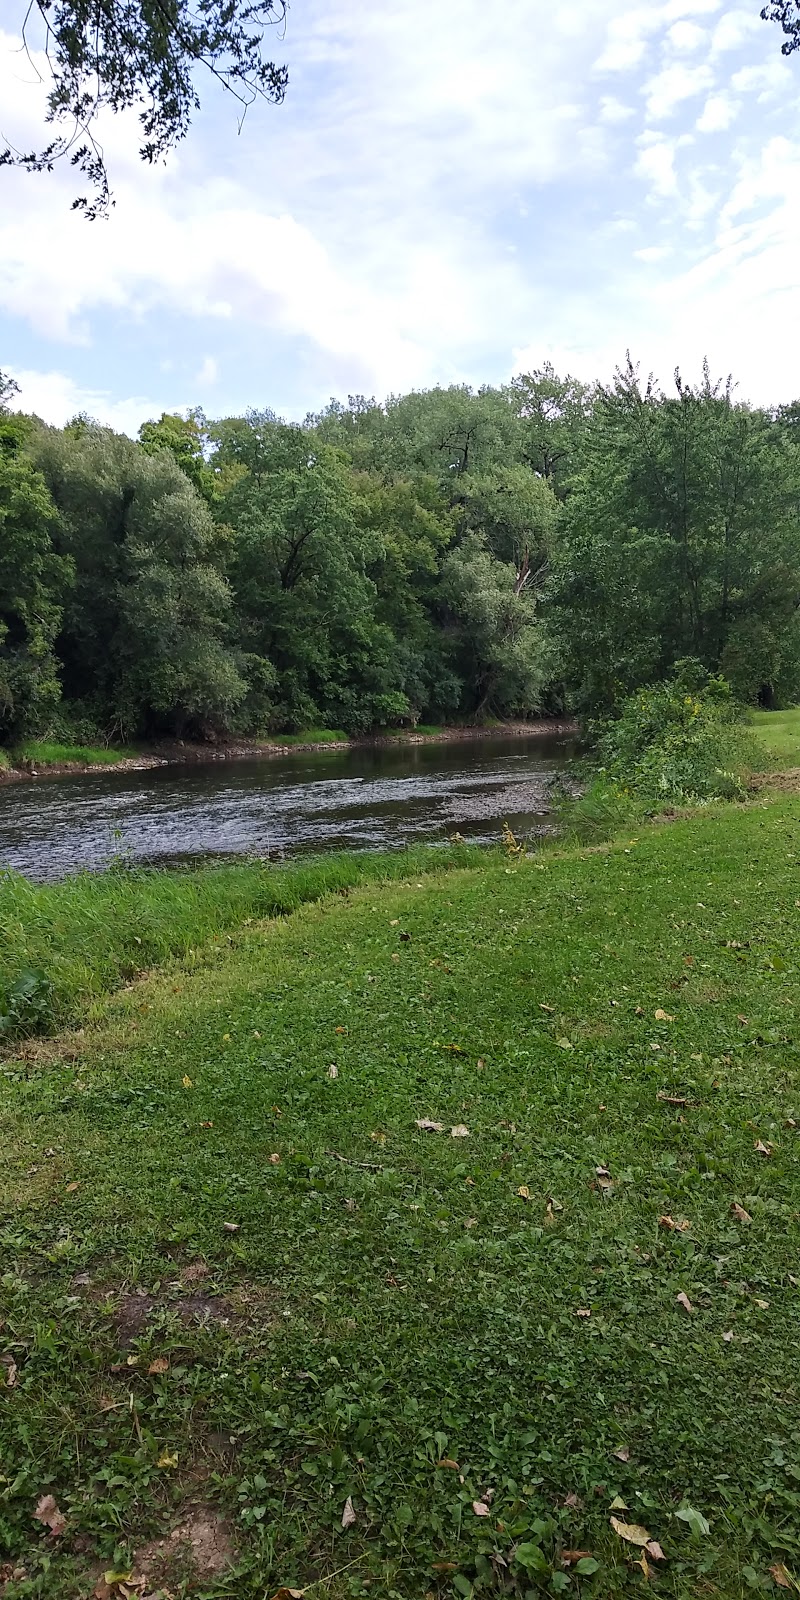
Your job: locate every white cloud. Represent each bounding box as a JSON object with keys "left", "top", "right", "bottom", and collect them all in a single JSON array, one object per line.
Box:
[
  {"left": 696, "top": 91, "right": 740, "bottom": 130},
  {"left": 594, "top": 9, "right": 660, "bottom": 72},
  {"left": 8, "top": 367, "right": 166, "bottom": 433},
  {"left": 635, "top": 244, "right": 673, "bottom": 260},
  {"left": 667, "top": 21, "right": 708, "bottom": 51},
  {"left": 711, "top": 9, "right": 762, "bottom": 53},
  {"left": 598, "top": 95, "right": 636, "bottom": 122},
  {"left": 195, "top": 356, "right": 219, "bottom": 387},
  {"left": 635, "top": 135, "right": 680, "bottom": 194},
  {"left": 731, "top": 60, "right": 793, "bottom": 94},
  {"left": 644, "top": 62, "right": 715, "bottom": 119}
]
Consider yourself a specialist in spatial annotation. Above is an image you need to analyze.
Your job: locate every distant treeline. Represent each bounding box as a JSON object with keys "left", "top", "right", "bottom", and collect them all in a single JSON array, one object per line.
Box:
[{"left": 2, "top": 358, "right": 800, "bottom": 747}]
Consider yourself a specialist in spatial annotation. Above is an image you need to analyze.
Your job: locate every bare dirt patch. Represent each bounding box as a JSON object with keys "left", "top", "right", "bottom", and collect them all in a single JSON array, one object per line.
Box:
[
  {"left": 90, "top": 1507, "right": 235, "bottom": 1597},
  {"left": 749, "top": 767, "right": 800, "bottom": 794}
]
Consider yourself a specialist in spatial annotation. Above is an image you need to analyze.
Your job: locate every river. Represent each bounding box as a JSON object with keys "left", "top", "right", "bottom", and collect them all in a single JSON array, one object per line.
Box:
[{"left": 0, "top": 732, "right": 576, "bottom": 882}]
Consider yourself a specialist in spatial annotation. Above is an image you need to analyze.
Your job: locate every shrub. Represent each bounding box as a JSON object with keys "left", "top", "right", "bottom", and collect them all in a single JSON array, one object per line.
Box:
[{"left": 592, "top": 665, "right": 763, "bottom": 807}]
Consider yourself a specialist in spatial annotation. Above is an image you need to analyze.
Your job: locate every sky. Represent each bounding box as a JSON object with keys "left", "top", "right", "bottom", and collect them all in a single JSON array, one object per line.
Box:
[{"left": 1, "top": 0, "right": 799, "bottom": 433}]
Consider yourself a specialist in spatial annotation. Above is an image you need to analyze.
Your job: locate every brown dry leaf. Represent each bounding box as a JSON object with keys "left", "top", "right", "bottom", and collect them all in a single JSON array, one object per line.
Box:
[
  {"left": 33, "top": 1495, "right": 66, "bottom": 1536},
  {"left": 563, "top": 1491, "right": 581, "bottom": 1509},
  {"left": 517, "top": 1185, "right": 531, "bottom": 1201},
  {"left": 755, "top": 1140, "right": 773, "bottom": 1156},
  {"left": 269, "top": 1590, "right": 305, "bottom": 1600},
  {"left": 415, "top": 1119, "right": 446, "bottom": 1133},
  {"left": 654, "top": 1009, "right": 674, "bottom": 1022},
  {"left": 646, "top": 1541, "right": 666, "bottom": 1562},
  {"left": 676, "top": 1292, "right": 694, "bottom": 1314},
  {"left": 148, "top": 1358, "right": 169, "bottom": 1375},
  {"left": 472, "top": 1500, "right": 490, "bottom": 1517},
  {"left": 222, "top": 1222, "right": 240, "bottom": 1234},
  {"left": 731, "top": 1202, "right": 752, "bottom": 1224},
  {"left": 341, "top": 1496, "right": 356, "bottom": 1529},
  {"left": 476, "top": 1057, "right": 485, "bottom": 1069},
  {"left": 575, "top": 1308, "right": 591, "bottom": 1319},
  {"left": 539, "top": 1003, "right": 555, "bottom": 1013},
  {"left": 657, "top": 1092, "right": 688, "bottom": 1106},
  {"left": 556, "top": 1037, "right": 574, "bottom": 1051},
  {"left": 610, "top": 1516, "right": 651, "bottom": 1547},
  {"left": 269, "top": 1153, "right": 281, "bottom": 1165},
  {"left": 65, "top": 1182, "right": 80, "bottom": 1193},
  {"left": 327, "top": 1064, "right": 338, "bottom": 1079},
  {"left": 182, "top": 1075, "right": 193, "bottom": 1088},
  {"left": 200, "top": 1119, "right": 214, "bottom": 1129},
  {"left": 561, "top": 1550, "right": 593, "bottom": 1566},
  {"left": 390, "top": 919, "right": 400, "bottom": 926},
  {"left": 431, "top": 1563, "right": 459, "bottom": 1573},
  {"left": 370, "top": 1130, "right": 387, "bottom": 1145},
  {"left": 636, "top": 1553, "right": 651, "bottom": 1581},
  {"left": 437, "top": 1458, "right": 460, "bottom": 1470},
  {"left": 737, "top": 1015, "right": 749, "bottom": 1026},
  {"left": 464, "top": 1217, "right": 477, "bottom": 1229},
  {"left": 769, "top": 1564, "right": 794, "bottom": 1590},
  {"left": 755, "top": 1297, "right": 770, "bottom": 1310},
  {"left": 156, "top": 1450, "right": 178, "bottom": 1468},
  {"left": 659, "top": 1215, "right": 690, "bottom": 1233},
  {"left": 0, "top": 1355, "right": 17, "bottom": 1388},
  {"left": 613, "top": 1446, "right": 630, "bottom": 1463},
  {"left": 722, "top": 1330, "right": 734, "bottom": 1342},
  {"left": 450, "top": 1124, "right": 470, "bottom": 1138},
  {"left": 334, "top": 1026, "right": 348, "bottom": 1035}
]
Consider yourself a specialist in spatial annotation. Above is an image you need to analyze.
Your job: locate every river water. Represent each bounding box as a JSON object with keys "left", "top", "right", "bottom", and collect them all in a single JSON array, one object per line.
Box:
[{"left": 0, "top": 732, "right": 576, "bottom": 882}]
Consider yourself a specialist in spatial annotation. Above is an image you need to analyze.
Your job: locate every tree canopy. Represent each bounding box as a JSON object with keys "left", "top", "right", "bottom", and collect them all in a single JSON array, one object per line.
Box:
[
  {"left": 2, "top": 360, "right": 800, "bottom": 749},
  {"left": 1, "top": 0, "right": 288, "bottom": 216}
]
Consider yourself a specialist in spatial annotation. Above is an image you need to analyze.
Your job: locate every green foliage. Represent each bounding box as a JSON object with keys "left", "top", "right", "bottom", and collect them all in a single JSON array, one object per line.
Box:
[
  {"left": 13, "top": 740, "right": 129, "bottom": 767},
  {"left": 0, "top": 415, "right": 69, "bottom": 743},
  {"left": 3, "top": 801, "right": 800, "bottom": 1596},
  {"left": 595, "top": 666, "right": 763, "bottom": 805}
]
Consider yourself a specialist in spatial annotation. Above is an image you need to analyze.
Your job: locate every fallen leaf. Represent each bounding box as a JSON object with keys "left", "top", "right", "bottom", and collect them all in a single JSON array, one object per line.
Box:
[
  {"left": 415, "top": 1118, "right": 446, "bottom": 1133},
  {"left": 659, "top": 1215, "right": 690, "bottom": 1232},
  {"left": 182, "top": 1075, "right": 193, "bottom": 1088},
  {"left": 654, "top": 1009, "right": 674, "bottom": 1022},
  {"left": 327, "top": 1064, "right": 338, "bottom": 1079},
  {"left": 575, "top": 1308, "right": 591, "bottom": 1319},
  {"left": 476, "top": 1057, "right": 485, "bottom": 1069},
  {"left": 472, "top": 1500, "right": 490, "bottom": 1517},
  {"left": 65, "top": 1181, "right": 80, "bottom": 1193},
  {"left": 561, "top": 1550, "right": 593, "bottom": 1566},
  {"left": 610, "top": 1516, "right": 651, "bottom": 1547},
  {"left": 0, "top": 1355, "right": 17, "bottom": 1388},
  {"left": 676, "top": 1292, "right": 694, "bottom": 1314},
  {"left": 157, "top": 1451, "right": 178, "bottom": 1468},
  {"left": 390, "top": 919, "right": 400, "bottom": 926},
  {"left": 737, "top": 1015, "right": 748, "bottom": 1026},
  {"left": 613, "top": 1445, "right": 630, "bottom": 1463},
  {"left": 517, "top": 1185, "right": 531, "bottom": 1201},
  {"left": 269, "top": 1590, "right": 305, "bottom": 1600},
  {"left": 148, "top": 1358, "right": 169, "bottom": 1375},
  {"left": 33, "top": 1495, "right": 66, "bottom": 1536},
  {"left": 657, "top": 1092, "right": 688, "bottom": 1106},
  {"left": 341, "top": 1496, "right": 356, "bottom": 1529},
  {"left": 755, "top": 1140, "right": 773, "bottom": 1156},
  {"left": 464, "top": 1217, "right": 477, "bottom": 1229},
  {"left": 200, "top": 1120, "right": 214, "bottom": 1128},
  {"left": 431, "top": 1563, "right": 459, "bottom": 1573},
  {"left": 370, "top": 1130, "right": 387, "bottom": 1145},
  {"left": 269, "top": 1153, "right": 281, "bottom": 1164},
  {"left": 646, "top": 1541, "right": 666, "bottom": 1561},
  {"left": 556, "top": 1037, "right": 574, "bottom": 1050},
  {"left": 450, "top": 1124, "right": 470, "bottom": 1138},
  {"left": 437, "top": 1458, "right": 460, "bottom": 1470},
  {"left": 722, "top": 1330, "right": 734, "bottom": 1342},
  {"left": 563, "top": 1492, "right": 581, "bottom": 1508},
  {"left": 769, "top": 1564, "right": 794, "bottom": 1590},
  {"left": 731, "top": 1202, "right": 752, "bottom": 1224},
  {"left": 539, "top": 1003, "right": 555, "bottom": 1013},
  {"left": 609, "top": 1495, "right": 629, "bottom": 1511},
  {"left": 222, "top": 1222, "right": 240, "bottom": 1234},
  {"left": 636, "top": 1552, "right": 651, "bottom": 1580},
  {"left": 334, "top": 1026, "right": 348, "bottom": 1035},
  {"left": 755, "top": 1297, "right": 770, "bottom": 1310}
]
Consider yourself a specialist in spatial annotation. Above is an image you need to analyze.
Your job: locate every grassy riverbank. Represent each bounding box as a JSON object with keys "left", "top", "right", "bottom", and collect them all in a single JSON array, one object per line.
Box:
[{"left": 1, "top": 790, "right": 800, "bottom": 1598}]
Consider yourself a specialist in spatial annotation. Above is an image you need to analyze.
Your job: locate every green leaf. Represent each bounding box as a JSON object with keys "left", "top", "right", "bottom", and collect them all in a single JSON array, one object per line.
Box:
[
  {"left": 575, "top": 1557, "right": 601, "bottom": 1575},
  {"left": 675, "top": 1504, "right": 711, "bottom": 1537},
  {"left": 514, "top": 1541, "right": 549, "bottom": 1575}
]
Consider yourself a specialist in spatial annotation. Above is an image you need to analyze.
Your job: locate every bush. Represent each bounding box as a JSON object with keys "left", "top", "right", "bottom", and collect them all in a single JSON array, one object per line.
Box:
[{"left": 592, "top": 664, "right": 763, "bottom": 807}]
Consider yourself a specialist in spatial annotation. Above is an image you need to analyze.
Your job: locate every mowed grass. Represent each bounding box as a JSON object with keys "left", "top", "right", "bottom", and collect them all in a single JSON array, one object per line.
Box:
[
  {"left": 750, "top": 707, "right": 800, "bottom": 763},
  {"left": 1, "top": 801, "right": 800, "bottom": 1597}
]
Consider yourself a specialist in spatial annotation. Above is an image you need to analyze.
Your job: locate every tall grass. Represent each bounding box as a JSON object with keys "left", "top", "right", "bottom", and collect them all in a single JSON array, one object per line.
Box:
[
  {"left": 275, "top": 728, "right": 350, "bottom": 745},
  {"left": 13, "top": 740, "right": 131, "bottom": 767},
  {"left": 0, "top": 843, "right": 485, "bottom": 1038}
]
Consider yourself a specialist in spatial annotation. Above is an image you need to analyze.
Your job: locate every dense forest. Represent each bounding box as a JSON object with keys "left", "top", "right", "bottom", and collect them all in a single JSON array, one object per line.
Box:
[{"left": 2, "top": 358, "right": 800, "bottom": 748}]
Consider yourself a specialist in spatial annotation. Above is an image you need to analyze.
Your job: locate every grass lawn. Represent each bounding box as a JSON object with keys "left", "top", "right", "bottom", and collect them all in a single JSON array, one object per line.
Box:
[
  {"left": 1, "top": 800, "right": 800, "bottom": 1597},
  {"left": 750, "top": 708, "right": 800, "bottom": 764}
]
